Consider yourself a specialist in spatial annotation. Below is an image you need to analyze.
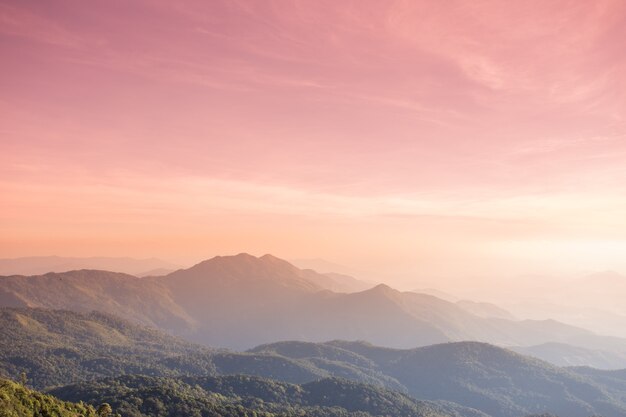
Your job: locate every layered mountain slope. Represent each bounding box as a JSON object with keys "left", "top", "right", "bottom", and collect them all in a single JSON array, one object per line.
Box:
[
  {"left": 513, "top": 342, "right": 626, "bottom": 369},
  {"left": 456, "top": 299, "right": 516, "bottom": 320},
  {"left": 2, "top": 308, "right": 626, "bottom": 417},
  {"left": 50, "top": 375, "right": 486, "bottom": 417},
  {"left": 568, "top": 366, "right": 626, "bottom": 399},
  {"left": 305, "top": 271, "right": 374, "bottom": 292},
  {"left": 0, "top": 307, "right": 207, "bottom": 389},
  {"left": 255, "top": 340, "right": 626, "bottom": 417},
  {"left": 289, "top": 284, "right": 451, "bottom": 347},
  {"left": 2, "top": 253, "right": 626, "bottom": 353},
  {"left": 0, "top": 256, "right": 178, "bottom": 276},
  {"left": 164, "top": 253, "right": 323, "bottom": 296},
  {"left": 0, "top": 308, "right": 392, "bottom": 391},
  {"left": 154, "top": 255, "right": 626, "bottom": 351},
  {"left": 383, "top": 342, "right": 624, "bottom": 417},
  {"left": 0, "top": 270, "right": 194, "bottom": 331}
]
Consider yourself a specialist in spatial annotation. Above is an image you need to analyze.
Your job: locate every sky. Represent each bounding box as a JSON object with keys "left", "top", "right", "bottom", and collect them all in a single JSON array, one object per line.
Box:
[{"left": 2, "top": 0, "right": 626, "bottom": 287}]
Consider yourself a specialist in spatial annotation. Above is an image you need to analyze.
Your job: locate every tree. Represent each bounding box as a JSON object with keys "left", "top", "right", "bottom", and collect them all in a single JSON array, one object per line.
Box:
[{"left": 97, "top": 403, "right": 113, "bottom": 417}]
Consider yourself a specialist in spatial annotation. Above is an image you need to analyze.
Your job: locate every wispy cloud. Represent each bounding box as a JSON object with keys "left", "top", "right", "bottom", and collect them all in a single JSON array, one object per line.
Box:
[
  {"left": 2, "top": 0, "right": 626, "bottom": 276},
  {"left": 0, "top": 3, "right": 90, "bottom": 48}
]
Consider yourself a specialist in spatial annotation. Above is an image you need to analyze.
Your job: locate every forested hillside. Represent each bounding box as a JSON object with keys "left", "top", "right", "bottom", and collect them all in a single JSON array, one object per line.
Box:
[
  {"left": 49, "top": 374, "right": 486, "bottom": 417},
  {"left": 0, "top": 308, "right": 395, "bottom": 390},
  {"left": 254, "top": 340, "right": 626, "bottom": 417},
  {"left": 0, "top": 378, "right": 103, "bottom": 417},
  {"left": 3, "top": 307, "right": 626, "bottom": 417}
]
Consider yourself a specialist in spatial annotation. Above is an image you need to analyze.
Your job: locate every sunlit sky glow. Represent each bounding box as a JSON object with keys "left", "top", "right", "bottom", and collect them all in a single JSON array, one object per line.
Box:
[{"left": 2, "top": 0, "right": 626, "bottom": 285}]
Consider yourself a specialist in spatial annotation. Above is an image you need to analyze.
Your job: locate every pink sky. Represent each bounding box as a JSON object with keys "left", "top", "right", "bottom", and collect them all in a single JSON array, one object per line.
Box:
[{"left": 2, "top": 0, "right": 626, "bottom": 285}]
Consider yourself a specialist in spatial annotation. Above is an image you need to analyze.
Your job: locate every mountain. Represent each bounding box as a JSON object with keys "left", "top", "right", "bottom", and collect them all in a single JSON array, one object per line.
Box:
[
  {"left": 512, "top": 342, "right": 626, "bottom": 369},
  {"left": 290, "top": 257, "right": 358, "bottom": 275},
  {"left": 3, "top": 255, "right": 447, "bottom": 349},
  {"left": 0, "top": 269, "right": 195, "bottom": 332},
  {"left": 157, "top": 253, "right": 330, "bottom": 347},
  {"left": 482, "top": 317, "right": 626, "bottom": 352},
  {"left": 456, "top": 299, "right": 516, "bottom": 320},
  {"left": 500, "top": 271, "right": 626, "bottom": 339},
  {"left": 0, "top": 378, "right": 103, "bottom": 417},
  {"left": 0, "top": 307, "right": 208, "bottom": 389},
  {"left": 506, "top": 300, "right": 626, "bottom": 339},
  {"left": 0, "top": 307, "right": 397, "bottom": 391},
  {"left": 138, "top": 267, "right": 177, "bottom": 277},
  {"left": 378, "top": 342, "right": 625, "bottom": 417},
  {"left": 255, "top": 340, "right": 626, "bottom": 417},
  {"left": 310, "top": 271, "right": 374, "bottom": 292},
  {"left": 413, "top": 288, "right": 459, "bottom": 302},
  {"left": 165, "top": 253, "right": 322, "bottom": 292},
  {"left": 2, "top": 308, "right": 625, "bottom": 417},
  {"left": 3, "top": 253, "right": 626, "bottom": 354},
  {"left": 0, "top": 256, "right": 179, "bottom": 276},
  {"left": 289, "top": 284, "right": 451, "bottom": 347},
  {"left": 49, "top": 374, "right": 487, "bottom": 417},
  {"left": 569, "top": 366, "right": 626, "bottom": 397}
]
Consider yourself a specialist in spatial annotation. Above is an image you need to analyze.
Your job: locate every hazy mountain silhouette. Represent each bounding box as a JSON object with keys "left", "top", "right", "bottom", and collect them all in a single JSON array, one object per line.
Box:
[
  {"left": 0, "top": 307, "right": 394, "bottom": 390},
  {"left": 0, "top": 256, "right": 179, "bottom": 276},
  {"left": 2, "top": 254, "right": 626, "bottom": 355},
  {"left": 311, "top": 271, "right": 374, "bottom": 292},
  {"left": 0, "top": 270, "right": 195, "bottom": 331},
  {"left": 489, "top": 271, "right": 626, "bottom": 339},
  {"left": 256, "top": 340, "right": 626, "bottom": 417},
  {"left": 413, "top": 288, "right": 459, "bottom": 302},
  {"left": 3, "top": 307, "right": 625, "bottom": 417},
  {"left": 290, "top": 258, "right": 359, "bottom": 275},
  {"left": 512, "top": 342, "right": 626, "bottom": 369},
  {"left": 138, "top": 267, "right": 177, "bottom": 277},
  {"left": 456, "top": 299, "right": 516, "bottom": 320}
]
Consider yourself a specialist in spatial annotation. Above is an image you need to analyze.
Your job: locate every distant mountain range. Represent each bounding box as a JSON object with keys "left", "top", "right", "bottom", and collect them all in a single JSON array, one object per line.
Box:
[
  {"left": 2, "top": 307, "right": 625, "bottom": 417},
  {"left": 455, "top": 299, "right": 517, "bottom": 320},
  {"left": 2, "top": 253, "right": 626, "bottom": 358},
  {"left": 310, "top": 271, "right": 375, "bottom": 292},
  {"left": 254, "top": 340, "right": 626, "bottom": 417},
  {"left": 290, "top": 257, "right": 361, "bottom": 275},
  {"left": 512, "top": 342, "right": 626, "bottom": 369},
  {"left": 457, "top": 270, "right": 626, "bottom": 339},
  {"left": 0, "top": 256, "right": 179, "bottom": 277}
]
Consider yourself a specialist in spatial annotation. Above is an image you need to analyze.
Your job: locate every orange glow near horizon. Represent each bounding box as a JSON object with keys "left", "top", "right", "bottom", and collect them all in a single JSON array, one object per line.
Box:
[{"left": 2, "top": 1, "right": 626, "bottom": 286}]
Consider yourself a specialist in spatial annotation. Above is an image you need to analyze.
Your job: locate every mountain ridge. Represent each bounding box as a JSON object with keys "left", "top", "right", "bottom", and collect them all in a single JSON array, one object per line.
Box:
[
  {"left": 2, "top": 307, "right": 626, "bottom": 417},
  {"left": 0, "top": 256, "right": 179, "bottom": 276},
  {"left": 2, "top": 253, "right": 626, "bottom": 355}
]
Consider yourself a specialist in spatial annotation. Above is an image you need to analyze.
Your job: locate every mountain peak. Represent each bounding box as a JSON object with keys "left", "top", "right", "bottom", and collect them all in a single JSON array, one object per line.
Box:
[
  {"left": 259, "top": 253, "right": 299, "bottom": 269},
  {"left": 191, "top": 253, "right": 289, "bottom": 268},
  {"left": 165, "top": 253, "right": 323, "bottom": 294},
  {"left": 235, "top": 252, "right": 256, "bottom": 258},
  {"left": 190, "top": 253, "right": 261, "bottom": 269},
  {"left": 373, "top": 283, "right": 392, "bottom": 290},
  {"left": 349, "top": 283, "right": 405, "bottom": 304},
  {"left": 369, "top": 283, "right": 396, "bottom": 295}
]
